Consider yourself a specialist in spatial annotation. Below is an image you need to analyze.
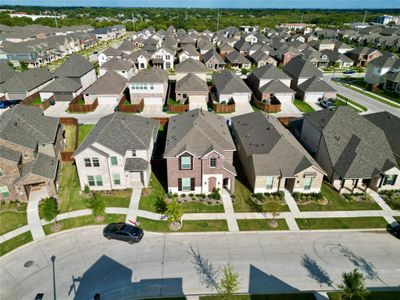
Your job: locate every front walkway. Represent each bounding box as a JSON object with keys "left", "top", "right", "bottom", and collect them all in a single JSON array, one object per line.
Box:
[
  {"left": 27, "top": 189, "right": 47, "bottom": 240},
  {"left": 368, "top": 190, "right": 399, "bottom": 226},
  {"left": 222, "top": 192, "right": 239, "bottom": 232},
  {"left": 125, "top": 188, "right": 142, "bottom": 223}
]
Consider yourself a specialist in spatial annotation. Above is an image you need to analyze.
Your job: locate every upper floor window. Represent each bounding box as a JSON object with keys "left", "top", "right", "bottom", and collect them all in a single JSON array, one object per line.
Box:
[
  {"left": 92, "top": 157, "right": 100, "bottom": 167},
  {"left": 166, "top": 55, "right": 170, "bottom": 60},
  {"left": 111, "top": 156, "right": 118, "bottom": 166},
  {"left": 113, "top": 173, "right": 121, "bottom": 185},
  {"left": 180, "top": 156, "right": 192, "bottom": 170},
  {"left": 383, "top": 175, "right": 397, "bottom": 186},
  {"left": 210, "top": 158, "right": 217, "bottom": 168},
  {"left": 84, "top": 158, "right": 92, "bottom": 167}
]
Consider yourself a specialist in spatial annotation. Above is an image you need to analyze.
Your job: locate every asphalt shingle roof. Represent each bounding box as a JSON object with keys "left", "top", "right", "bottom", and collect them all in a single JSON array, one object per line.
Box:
[
  {"left": 129, "top": 68, "right": 168, "bottom": 84},
  {"left": 175, "top": 58, "right": 206, "bottom": 73},
  {"left": 213, "top": 71, "right": 251, "bottom": 95},
  {"left": 297, "top": 76, "right": 337, "bottom": 93},
  {"left": 176, "top": 73, "right": 209, "bottom": 92},
  {"left": 41, "top": 77, "right": 82, "bottom": 93},
  {"left": 54, "top": 54, "right": 94, "bottom": 78},
  {"left": 84, "top": 71, "right": 127, "bottom": 95},
  {"left": 1, "top": 69, "right": 53, "bottom": 93},
  {"left": 284, "top": 55, "right": 322, "bottom": 79}
]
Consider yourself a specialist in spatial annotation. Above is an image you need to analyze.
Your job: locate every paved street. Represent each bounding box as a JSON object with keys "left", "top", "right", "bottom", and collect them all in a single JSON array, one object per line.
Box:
[
  {"left": 322, "top": 74, "right": 400, "bottom": 117},
  {"left": 1, "top": 229, "right": 399, "bottom": 299}
]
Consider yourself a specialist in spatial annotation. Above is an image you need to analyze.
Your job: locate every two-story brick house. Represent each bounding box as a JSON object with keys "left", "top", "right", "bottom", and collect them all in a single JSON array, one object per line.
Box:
[
  {"left": 73, "top": 112, "right": 159, "bottom": 191},
  {"left": 164, "top": 109, "right": 237, "bottom": 194},
  {"left": 0, "top": 105, "right": 64, "bottom": 202}
]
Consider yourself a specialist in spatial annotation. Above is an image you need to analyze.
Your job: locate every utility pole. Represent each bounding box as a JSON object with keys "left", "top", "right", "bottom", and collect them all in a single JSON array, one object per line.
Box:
[
  {"left": 300, "top": 12, "right": 304, "bottom": 24},
  {"left": 131, "top": 11, "right": 135, "bottom": 31},
  {"left": 54, "top": 13, "right": 58, "bottom": 28},
  {"left": 362, "top": 10, "right": 367, "bottom": 24},
  {"left": 217, "top": 11, "right": 220, "bottom": 31}
]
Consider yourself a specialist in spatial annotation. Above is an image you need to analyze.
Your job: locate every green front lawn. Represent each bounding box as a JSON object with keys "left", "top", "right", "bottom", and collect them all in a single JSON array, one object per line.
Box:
[
  {"left": 139, "top": 173, "right": 167, "bottom": 213},
  {"left": 328, "top": 290, "right": 400, "bottom": 300},
  {"left": 58, "top": 163, "right": 132, "bottom": 213},
  {"left": 0, "top": 211, "right": 27, "bottom": 235},
  {"left": 293, "top": 99, "right": 315, "bottom": 113},
  {"left": 201, "top": 293, "right": 317, "bottom": 300},
  {"left": 0, "top": 231, "right": 32, "bottom": 257},
  {"left": 233, "top": 180, "right": 289, "bottom": 213},
  {"left": 395, "top": 217, "right": 400, "bottom": 222},
  {"left": 137, "top": 217, "right": 228, "bottom": 232},
  {"left": 296, "top": 217, "right": 388, "bottom": 230},
  {"left": 238, "top": 219, "right": 289, "bottom": 231},
  {"left": 298, "top": 183, "right": 381, "bottom": 211},
  {"left": 30, "top": 97, "right": 43, "bottom": 106},
  {"left": 78, "top": 124, "right": 95, "bottom": 146},
  {"left": 181, "top": 202, "right": 225, "bottom": 213},
  {"left": 43, "top": 214, "right": 125, "bottom": 235},
  {"left": 336, "top": 94, "right": 368, "bottom": 111}
]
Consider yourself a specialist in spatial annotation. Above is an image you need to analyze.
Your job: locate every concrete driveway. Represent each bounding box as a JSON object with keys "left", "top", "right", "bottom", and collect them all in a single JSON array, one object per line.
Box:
[{"left": 1, "top": 229, "right": 399, "bottom": 299}]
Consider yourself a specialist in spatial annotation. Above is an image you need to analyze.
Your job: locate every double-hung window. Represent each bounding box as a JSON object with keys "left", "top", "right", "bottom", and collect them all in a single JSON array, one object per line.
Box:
[
  {"left": 92, "top": 158, "right": 100, "bottom": 167},
  {"left": 182, "top": 178, "right": 191, "bottom": 192},
  {"left": 113, "top": 174, "right": 121, "bottom": 185},
  {"left": 266, "top": 176, "right": 274, "bottom": 190},
  {"left": 0, "top": 186, "right": 9, "bottom": 198},
  {"left": 87, "top": 176, "right": 95, "bottom": 186},
  {"left": 304, "top": 176, "right": 313, "bottom": 190},
  {"left": 210, "top": 158, "right": 217, "bottom": 168},
  {"left": 180, "top": 157, "right": 192, "bottom": 170},
  {"left": 95, "top": 175, "right": 103, "bottom": 186},
  {"left": 111, "top": 156, "right": 118, "bottom": 166},
  {"left": 84, "top": 158, "right": 92, "bottom": 167}
]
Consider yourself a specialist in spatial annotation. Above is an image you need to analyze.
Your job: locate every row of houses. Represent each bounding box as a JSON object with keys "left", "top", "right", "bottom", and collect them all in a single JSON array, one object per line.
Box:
[{"left": 71, "top": 107, "right": 400, "bottom": 198}]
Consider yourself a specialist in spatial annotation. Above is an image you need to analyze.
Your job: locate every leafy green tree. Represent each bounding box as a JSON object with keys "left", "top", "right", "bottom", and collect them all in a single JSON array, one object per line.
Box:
[
  {"left": 219, "top": 262, "right": 240, "bottom": 298},
  {"left": 87, "top": 192, "right": 105, "bottom": 217},
  {"left": 165, "top": 197, "right": 183, "bottom": 224},
  {"left": 338, "top": 269, "right": 369, "bottom": 300},
  {"left": 40, "top": 197, "right": 59, "bottom": 223}
]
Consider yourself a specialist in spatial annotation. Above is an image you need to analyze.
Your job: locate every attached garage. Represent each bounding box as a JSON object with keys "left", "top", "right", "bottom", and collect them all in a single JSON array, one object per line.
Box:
[
  {"left": 143, "top": 97, "right": 163, "bottom": 106},
  {"left": 189, "top": 94, "right": 208, "bottom": 110}
]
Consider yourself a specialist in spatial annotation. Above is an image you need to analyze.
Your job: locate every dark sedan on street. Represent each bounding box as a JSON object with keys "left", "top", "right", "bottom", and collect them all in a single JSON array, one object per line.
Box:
[
  {"left": 103, "top": 223, "right": 144, "bottom": 244},
  {"left": 388, "top": 224, "right": 400, "bottom": 239}
]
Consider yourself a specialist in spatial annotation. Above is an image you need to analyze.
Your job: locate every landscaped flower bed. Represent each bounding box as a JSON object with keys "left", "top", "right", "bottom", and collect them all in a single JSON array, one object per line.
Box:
[
  {"left": 249, "top": 192, "right": 285, "bottom": 205},
  {"left": 343, "top": 193, "right": 374, "bottom": 203},
  {"left": 166, "top": 189, "right": 222, "bottom": 206},
  {"left": 379, "top": 190, "right": 400, "bottom": 210},
  {"left": 293, "top": 192, "right": 327, "bottom": 205},
  {"left": 0, "top": 200, "right": 27, "bottom": 212}
]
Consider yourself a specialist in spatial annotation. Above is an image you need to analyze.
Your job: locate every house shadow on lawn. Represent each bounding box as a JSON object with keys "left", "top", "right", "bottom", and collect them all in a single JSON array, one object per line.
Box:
[{"left": 70, "top": 255, "right": 184, "bottom": 299}]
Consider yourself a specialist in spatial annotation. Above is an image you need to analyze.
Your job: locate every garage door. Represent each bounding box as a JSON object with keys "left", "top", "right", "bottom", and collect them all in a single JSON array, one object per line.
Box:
[
  {"left": 189, "top": 95, "right": 207, "bottom": 110},
  {"left": 144, "top": 97, "right": 163, "bottom": 106},
  {"left": 233, "top": 94, "right": 250, "bottom": 104},
  {"left": 275, "top": 93, "right": 294, "bottom": 104},
  {"left": 304, "top": 93, "right": 324, "bottom": 102},
  {"left": 98, "top": 96, "right": 119, "bottom": 105}
]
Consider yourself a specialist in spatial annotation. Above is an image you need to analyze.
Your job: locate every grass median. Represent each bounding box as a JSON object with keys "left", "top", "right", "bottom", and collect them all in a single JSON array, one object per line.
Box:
[
  {"left": 238, "top": 219, "right": 289, "bottom": 231},
  {"left": 137, "top": 217, "right": 228, "bottom": 232},
  {"left": 296, "top": 217, "right": 388, "bottom": 230},
  {"left": 201, "top": 293, "right": 317, "bottom": 300},
  {"left": 328, "top": 290, "right": 400, "bottom": 300},
  {"left": 0, "top": 231, "right": 33, "bottom": 257}
]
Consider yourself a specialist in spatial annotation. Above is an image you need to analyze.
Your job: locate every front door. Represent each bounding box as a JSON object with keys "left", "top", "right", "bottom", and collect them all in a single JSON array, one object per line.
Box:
[
  {"left": 208, "top": 177, "right": 217, "bottom": 193},
  {"left": 129, "top": 172, "right": 142, "bottom": 187}
]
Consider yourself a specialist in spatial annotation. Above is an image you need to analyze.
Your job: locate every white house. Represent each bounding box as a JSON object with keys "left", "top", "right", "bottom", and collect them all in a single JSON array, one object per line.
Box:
[
  {"left": 73, "top": 112, "right": 159, "bottom": 190},
  {"left": 151, "top": 47, "right": 175, "bottom": 70},
  {"left": 213, "top": 71, "right": 252, "bottom": 104}
]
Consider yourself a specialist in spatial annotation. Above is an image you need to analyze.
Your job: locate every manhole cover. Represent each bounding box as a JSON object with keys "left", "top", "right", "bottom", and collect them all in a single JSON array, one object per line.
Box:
[{"left": 24, "top": 260, "right": 34, "bottom": 268}]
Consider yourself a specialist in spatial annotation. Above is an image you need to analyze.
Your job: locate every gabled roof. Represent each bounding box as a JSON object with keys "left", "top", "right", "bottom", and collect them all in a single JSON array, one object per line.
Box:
[
  {"left": 203, "top": 49, "right": 225, "bottom": 65},
  {"left": 0, "top": 146, "right": 21, "bottom": 163},
  {"left": 74, "top": 112, "right": 159, "bottom": 156},
  {"left": 259, "top": 79, "right": 294, "bottom": 94},
  {"left": 297, "top": 76, "right": 336, "bottom": 93},
  {"left": 364, "top": 112, "right": 400, "bottom": 158},
  {"left": 232, "top": 112, "right": 324, "bottom": 177},
  {"left": 129, "top": 68, "right": 168, "bottom": 83},
  {"left": 175, "top": 58, "right": 206, "bottom": 73},
  {"left": 84, "top": 71, "right": 127, "bottom": 95},
  {"left": 125, "top": 49, "right": 151, "bottom": 61},
  {"left": 369, "top": 55, "right": 400, "bottom": 69},
  {"left": 225, "top": 51, "right": 251, "bottom": 65},
  {"left": 251, "top": 64, "right": 291, "bottom": 81},
  {"left": 117, "top": 40, "right": 136, "bottom": 52},
  {"left": 250, "top": 50, "right": 275, "bottom": 63},
  {"left": 0, "top": 105, "right": 59, "bottom": 150},
  {"left": 0, "top": 61, "right": 16, "bottom": 84},
  {"left": 179, "top": 45, "right": 200, "bottom": 57},
  {"left": 213, "top": 71, "right": 252, "bottom": 94},
  {"left": 54, "top": 54, "right": 94, "bottom": 78},
  {"left": 41, "top": 77, "right": 82, "bottom": 93},
  {"left": 1, "top": 69, "right": 53, "bottom": 93},
  {"left": 234, "top": 39, "right": 251, "bottom": 52},
  {"left": 303, "top": 106, "right": 397, "bottom": 178},
  {"left": 176, "top": 73, "right": 209, "bottom": 92},
  {"left": 100, "top": 57, "right": 133, "bottom": 71},
  {"left": 102, "top": 46, "right": 123, "bottom": 57},
  {"left": 284, "top": 55, "right": 322, "bottom": 79},
  {"left": 15, "top": 152, "right": 58, "bottom": 183},
  {"left": 164, "top": 109, "right": 236, "bottom": 157}
]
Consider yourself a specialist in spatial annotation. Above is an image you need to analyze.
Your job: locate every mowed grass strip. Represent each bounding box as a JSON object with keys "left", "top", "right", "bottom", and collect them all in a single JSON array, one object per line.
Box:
[
  {"left": 0, "top": 211, "right": 27, "bottom": 235},
  {"left": 238, "top": 219, "right": 289, "bottom": 231},
  {"left": 0, "top": 231, "right": 33, "bottom": 257},
  {"left": 296, "top": 217, "right": 388, "bottom": 230},
  {"left": 137, "top": 217, "right": 228, "bottom": 232}
]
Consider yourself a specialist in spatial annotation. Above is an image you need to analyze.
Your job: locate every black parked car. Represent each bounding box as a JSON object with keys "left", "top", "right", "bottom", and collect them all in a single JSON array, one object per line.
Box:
[
  {"left": 103, "top": 223, "right": 144, "bottom": 244},
  {"left": 388, "top": 224, "right": 400, "bottom": 239},
  {"left": 0, "top": 100, "right": 21, "bottom": 109}
]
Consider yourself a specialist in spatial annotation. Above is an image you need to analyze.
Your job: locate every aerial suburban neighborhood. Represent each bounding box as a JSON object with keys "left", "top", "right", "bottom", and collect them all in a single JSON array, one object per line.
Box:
[{"left": 0, "top": 3, "right": 399, "bottom": 300}]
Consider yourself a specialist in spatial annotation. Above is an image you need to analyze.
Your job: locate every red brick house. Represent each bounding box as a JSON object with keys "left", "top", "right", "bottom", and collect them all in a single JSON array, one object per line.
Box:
[{"left": 164, "top": 109, "right": 237, "bottom": 194}]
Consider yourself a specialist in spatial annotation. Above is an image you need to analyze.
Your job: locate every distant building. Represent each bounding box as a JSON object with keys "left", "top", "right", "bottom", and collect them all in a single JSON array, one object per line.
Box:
[{"left": 377, "top": 15, "right": 400, "bottom": 25}]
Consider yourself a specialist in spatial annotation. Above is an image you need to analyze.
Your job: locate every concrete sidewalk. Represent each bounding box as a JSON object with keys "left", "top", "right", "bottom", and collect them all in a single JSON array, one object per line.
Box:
[
  {"left": 27, "top": 189, "right": 47, "bottom": 240},
  {"left": 222, "top": 193, "right": 239, "bottom": 232},
  {"left": 125, "top": 188, "right": 142, "bottom": 223}
]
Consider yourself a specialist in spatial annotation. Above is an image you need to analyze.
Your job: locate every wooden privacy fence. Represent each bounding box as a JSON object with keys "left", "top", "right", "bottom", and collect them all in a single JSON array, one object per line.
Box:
[
  {"left": 69, "top": 95, "right": 98, "bottom": 113},
  {"left": 118, "top": 98, "right": 144, "bottom": 113},
  {"left": 251, "top": 95, "right": 281, "bottom": 113},
  {"left": 167, "top": 103, "right": 189, "bottom": 113},
  {"left": 22, "top": 93, "right": 53, "bottom": 110},
  {"left": 211, "top": 101, "right": 235, "bottom": 113}
]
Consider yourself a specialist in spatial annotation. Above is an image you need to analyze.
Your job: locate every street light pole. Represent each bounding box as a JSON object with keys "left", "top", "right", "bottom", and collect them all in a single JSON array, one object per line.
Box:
[{"left": 51, "top": 255, "right": 57, "bottom": 300}]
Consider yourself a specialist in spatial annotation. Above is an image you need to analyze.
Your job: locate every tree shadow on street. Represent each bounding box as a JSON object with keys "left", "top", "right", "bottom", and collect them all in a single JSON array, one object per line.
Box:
[
  {"left": 338, "top": 245, "right": 380, "bottom": 281},
  {"left": 188, "top": 245, "right": 220, "bottom": 292},
  {"left": 301, "top": 254, "right": 333, "bottom": 288}
]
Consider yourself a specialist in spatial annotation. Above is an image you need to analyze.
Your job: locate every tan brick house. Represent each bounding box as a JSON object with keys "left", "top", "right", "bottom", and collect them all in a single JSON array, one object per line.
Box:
[
  {"left": 0, "top": 105, "right": 64, "bottom": 202},
  {"left": 164, "top": 109, "right": 236, "bottom": 194}
]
